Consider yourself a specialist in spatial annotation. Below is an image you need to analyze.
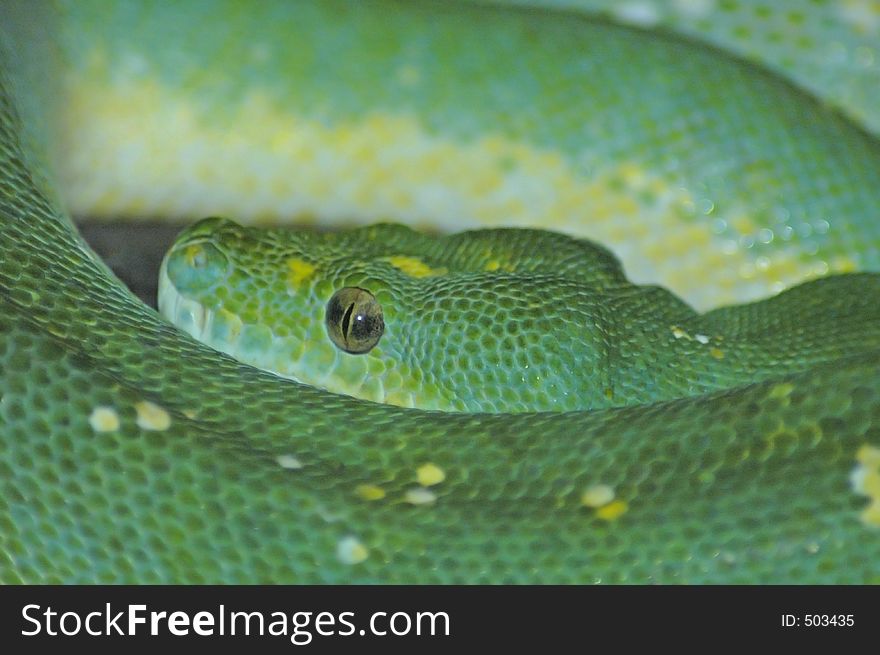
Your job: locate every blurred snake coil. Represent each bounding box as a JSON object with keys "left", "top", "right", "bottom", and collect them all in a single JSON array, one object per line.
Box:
[{"left": 1, "top": 0, "right": 880, "bottom": 583}]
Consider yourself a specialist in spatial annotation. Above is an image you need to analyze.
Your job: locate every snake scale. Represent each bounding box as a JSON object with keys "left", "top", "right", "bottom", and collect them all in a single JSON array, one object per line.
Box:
[{"left": 1, "top": 0, "right": 879, "bottom": 583}]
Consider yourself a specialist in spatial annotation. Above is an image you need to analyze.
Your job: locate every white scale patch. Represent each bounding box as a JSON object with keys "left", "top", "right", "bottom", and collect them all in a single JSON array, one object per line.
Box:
[
  {"left": 336, "top": 536, "right": 369, "bottom": 565},
  {"left": 276, "top": 454, "right": 304, "bottom": 470},
  {"left": 404, "top": 487, "right": 437, "bottom": 506}
]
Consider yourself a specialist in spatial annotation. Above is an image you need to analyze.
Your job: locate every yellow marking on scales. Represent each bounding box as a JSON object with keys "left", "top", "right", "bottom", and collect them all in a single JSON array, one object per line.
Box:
[
  {"left": 830, "top": 255, "right": 858, "bottom": 273},
  {"left": 581, "top": 484, "right": 628, "bottom": 521},
  {"left": 355, "top": 484, "right": 386, "bottom": 501},
  {"left": 183, "top": 244, "right": 205, "bottom": 267},
  {"left": 88, "top": 406, "right": 120, "bottom": 433},
  {"left": 135, "top": 400, "right": 172, "bottom": 431},
  {"left": 416, "top": 463, "right": 446, "bottom": 487},
  {"left": 286, "top": 258, "right": 316, "bottom": 287},
  {"left": 484, "top": 258, "right": 515, "bottom": 273},
  {"left": 595, "top": 500, "right": 629, "bottom": 521},
  {"left": 60, "top": 60, "right": 847, "bottom": 308},
  {"left": 768, "top": 382, "right": 795, "bottom": 400},
  {"left": 382, "top": 256, "right": 447, "bottom": 278}
]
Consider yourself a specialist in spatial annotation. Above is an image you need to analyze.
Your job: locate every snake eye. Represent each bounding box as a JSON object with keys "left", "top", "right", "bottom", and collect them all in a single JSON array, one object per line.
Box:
[{"left": 325, "top": 287, "right": 384, "bottom": 354}]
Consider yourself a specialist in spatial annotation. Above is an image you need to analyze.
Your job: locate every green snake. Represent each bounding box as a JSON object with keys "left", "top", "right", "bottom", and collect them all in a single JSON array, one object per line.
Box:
[{"left": 2, "top": 0, "right": 880, "bottom": 583}]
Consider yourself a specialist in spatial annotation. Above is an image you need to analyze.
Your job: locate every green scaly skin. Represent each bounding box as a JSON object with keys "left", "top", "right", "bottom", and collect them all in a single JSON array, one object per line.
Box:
[
  {"left": 160, "top": 218, "right": 880, "bottom": 415},
  {"left": 1, "top": 0, "right": 879, "bottom": 583}
]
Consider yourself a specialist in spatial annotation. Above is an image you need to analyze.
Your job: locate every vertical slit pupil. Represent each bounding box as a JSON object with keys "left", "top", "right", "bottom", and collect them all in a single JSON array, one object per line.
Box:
[{"left": 341, "top": 302, "right": 355, "bottom": 339}]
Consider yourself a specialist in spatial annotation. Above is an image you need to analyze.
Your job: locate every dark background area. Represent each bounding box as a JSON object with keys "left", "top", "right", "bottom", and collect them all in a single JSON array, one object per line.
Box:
[{"left": 78, "top": 222, "right": 185, "bottom": 308}]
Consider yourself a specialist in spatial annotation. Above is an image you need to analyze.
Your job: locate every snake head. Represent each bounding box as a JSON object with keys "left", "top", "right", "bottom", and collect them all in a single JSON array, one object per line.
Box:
[{"left": 158, "top": 218, "right": 643, "bottom": 412}]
